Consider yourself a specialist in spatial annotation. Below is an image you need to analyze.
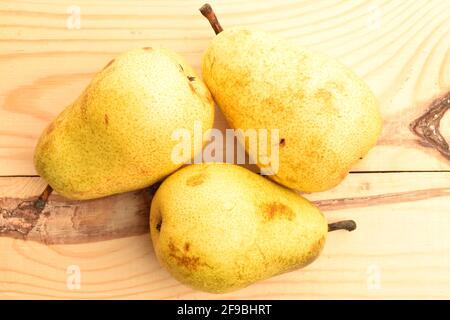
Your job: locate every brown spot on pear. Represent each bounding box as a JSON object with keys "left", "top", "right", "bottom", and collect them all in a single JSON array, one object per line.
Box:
[
  {"left": 168, "top": 242, "right": 202, "bottom": 271},
  {"left": 261, "top": 202, "right": 294, "bottom": 221},
  {"left": 186, "top": 173, "right": 206, "bottom": 186}
]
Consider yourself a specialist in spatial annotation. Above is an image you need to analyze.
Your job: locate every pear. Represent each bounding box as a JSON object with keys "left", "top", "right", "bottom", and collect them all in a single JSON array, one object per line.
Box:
[
  {"left": 150, "top": 163, "right": 355, "bottom": 293},
  {"left": 200, "top": 4, "right": 382, "bottom": 192},
  {"left": 34, "top": 47, "right": 214, "bottom": 200}
]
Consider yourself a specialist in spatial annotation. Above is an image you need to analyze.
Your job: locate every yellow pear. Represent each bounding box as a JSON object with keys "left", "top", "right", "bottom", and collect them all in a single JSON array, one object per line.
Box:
[
  {"left": 34, "top": 47, "right": 214, "bottom": 200},
  {"left": 150, "top": 163, "right": 355, "bottom": 293},
  {"left": 200, "top": 4, "right": 382, "bottom": 192}
]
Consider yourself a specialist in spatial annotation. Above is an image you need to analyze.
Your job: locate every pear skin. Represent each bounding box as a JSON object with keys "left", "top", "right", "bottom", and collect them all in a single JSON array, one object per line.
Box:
[
  {"left": 201, "top": 13, "right": 382, "bottom": 192},
  {"left": 150, "top": 163, "right": 331, "bottom": 293},
  {"left": 34, "top": 47, "right": 214, "bottom": 200}
]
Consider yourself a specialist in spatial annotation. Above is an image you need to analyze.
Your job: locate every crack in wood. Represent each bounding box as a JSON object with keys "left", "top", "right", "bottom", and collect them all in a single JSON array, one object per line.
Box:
[
  {"left": 0, "top": 184, "right": 54, "bottom": 239},
  {"left": 313, "top": 187, "right": 450, "bottom": 211},
  {"left": 410, "top": 92, "right": 450, "bottom": 160},
  {"left": 0, "top": 200, "right": 41, "bottom": 236},
  {"left": 0, "top": 187, "right": 156, "bottom": 245}
]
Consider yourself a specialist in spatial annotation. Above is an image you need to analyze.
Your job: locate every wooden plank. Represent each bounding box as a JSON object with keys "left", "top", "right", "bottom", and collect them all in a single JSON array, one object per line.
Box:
[
  {"left": 0, "top": 0, "right": 449, "bottom": 175},
  {"left": 0, "top": 172, "right": 449, "bottom": 299}
]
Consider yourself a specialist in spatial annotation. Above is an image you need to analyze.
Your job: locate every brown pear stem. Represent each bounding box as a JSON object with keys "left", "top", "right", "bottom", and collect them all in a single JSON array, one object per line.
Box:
[
  {"left": 199, "top": 3, "right": 223, "bottom": 34},
  {"left": 34, "top": 184, "right": 53, "bottom": 211},
  {"left": 328, "top": 220, "right": 357, "bottom": 232}
]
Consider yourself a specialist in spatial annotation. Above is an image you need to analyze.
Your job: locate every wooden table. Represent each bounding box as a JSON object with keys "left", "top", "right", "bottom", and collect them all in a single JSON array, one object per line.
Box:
[{"left": 0, "top": 0, "right": 449, "bottom": 299}]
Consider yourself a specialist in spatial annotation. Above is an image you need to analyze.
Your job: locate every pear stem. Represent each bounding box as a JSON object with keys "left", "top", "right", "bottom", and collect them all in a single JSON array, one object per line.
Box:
[
  {"left": 328, "top": 220, "right": 357, "bottom": 232},
  {"left": 34, "top": 184, "right": 53, "bottom": 211},
  {"left": 199, "top": 3, "right": 223, "bottom": 34}
]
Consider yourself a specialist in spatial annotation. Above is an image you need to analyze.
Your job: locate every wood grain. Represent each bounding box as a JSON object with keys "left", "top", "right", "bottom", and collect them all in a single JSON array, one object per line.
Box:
[
  {"left": 0, "top": 172, "right": 449, "bottom": 299},
  {"left": 0, "top": 0, "right": 449, "bottom": 174}
]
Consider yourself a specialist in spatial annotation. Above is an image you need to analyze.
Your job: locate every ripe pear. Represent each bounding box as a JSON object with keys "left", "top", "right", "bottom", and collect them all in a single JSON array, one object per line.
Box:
[
  {"left": 150, "top": 163, "right": 355, "bottom": 293},
  {"left": 34, "top": 47, "right": 214, "bottom": 200},
  {"left": 200, "top": 5, "right": 382, "bottom": 192}
]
